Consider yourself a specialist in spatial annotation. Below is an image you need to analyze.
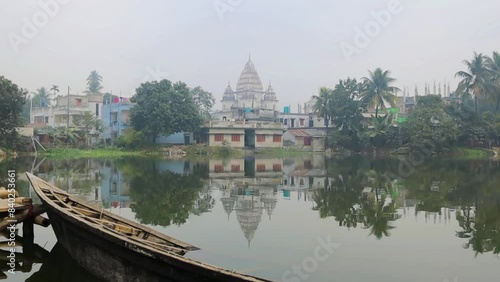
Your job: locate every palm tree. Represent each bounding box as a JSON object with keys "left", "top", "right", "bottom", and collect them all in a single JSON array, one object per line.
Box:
[
  {"left": 455, "top": 52, "right": 492, "bottom": 116},
  {"left": 313, "top": 87, "right": 332, "bottom": 128},
  {"left": 485, "top": 51, "right": 500, "bottom": 112},
  {"left": 87, "top": 70, "right": 103, "bottom": 93},
  {"left": 361, "top": 68, "right": 399, "bottom": 117},
  {"left": 32, "top": 87, "right": 51, "bottom": 108},
  {"left": 50, "top": 85, "right": 59, "bottom": 97}
]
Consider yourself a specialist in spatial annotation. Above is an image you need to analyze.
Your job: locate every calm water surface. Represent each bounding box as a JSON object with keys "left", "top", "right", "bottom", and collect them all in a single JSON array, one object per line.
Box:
[{"left": 1, "top": 155, "right": 499, "bottom": 282}]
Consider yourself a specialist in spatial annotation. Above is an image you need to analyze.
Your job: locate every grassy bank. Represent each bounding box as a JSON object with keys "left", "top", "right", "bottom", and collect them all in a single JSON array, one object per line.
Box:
[
  {"left": 182, "top": 144, "right": 245, "bottom": 157},
  {"left": 449, "top": 147, "right": 492, "bottom": 159},
  {"left": 38, "top": 148, "right": 144, "bottom": 159},
  {"left": 254, "top": 147, "right": 317, "bottom": 157}
]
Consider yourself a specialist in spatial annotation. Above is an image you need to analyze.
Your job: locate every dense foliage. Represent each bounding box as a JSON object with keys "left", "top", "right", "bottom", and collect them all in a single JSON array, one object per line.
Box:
[
  {"left": 130, "top": 79, "right": 209, "bottom": 144},
  {"left": 0, "top": 76, "right": 27, "bottom": 150},
  {"left": 315, "top": 52, "right": 500, "bottom": 153}
]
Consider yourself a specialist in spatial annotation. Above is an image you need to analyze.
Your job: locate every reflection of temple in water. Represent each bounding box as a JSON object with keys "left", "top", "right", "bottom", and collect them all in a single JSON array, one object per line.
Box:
[{"left": 210, "top": 163, "right": 282, "bottom": 246}]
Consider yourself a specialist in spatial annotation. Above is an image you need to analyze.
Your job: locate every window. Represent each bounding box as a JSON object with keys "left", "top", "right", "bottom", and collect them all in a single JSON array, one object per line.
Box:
[
  {"left": 273, "top": 135, "right": 282, "bottom": 142},
  {"left": 300, "top": 118, "right": 305, "bottom": 126},
  {"left": 76, "top": 98, "right": 82, "bottom": 107},
  {"left": 304, "top": 160, "right": 312, "bottom": 169},
  {"left": 284, "top": 119, "right": 288, "bottom": 125},
  {"left": 257, "top": 164, "right": 266, "bottom": 172},
  {"left": 214, "top": 134, "right": 224, "bottom": 142},
  {"left": 299, "top": 178, "right": 304, "bottom": 185},
  {"left": 231, "top": 165, "right": 241, "bottom": 172},
  {"left": 256, "top": 135, "right": 266, "bottom": 142},
  {"left": 231, "top": 134, "right": 240, "bottom": 142},
  {"left": 96, "top": 104, "right": 99, "bottom": 117},
  {"left": 304, "top": 137, "right": 312, "bottom": 146},
  {"left": 273, "top": 164, "right": 282, "bottom": 172},
  {"left": 214, "top": 165, "right": 224, "bottom": 172}
]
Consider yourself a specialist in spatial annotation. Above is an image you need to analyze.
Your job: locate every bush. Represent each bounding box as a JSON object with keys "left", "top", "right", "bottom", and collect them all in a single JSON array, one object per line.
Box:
[{"left": 116, "top": 128, "right": 146, "bottom": 149}]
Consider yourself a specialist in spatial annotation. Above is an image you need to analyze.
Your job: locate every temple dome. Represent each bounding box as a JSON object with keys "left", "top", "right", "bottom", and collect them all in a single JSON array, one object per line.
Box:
[
  {"left": 264, "top": 83, "right": 277, "bottom": 101},
  {"left": 222, "top": 82, "right": 235, "bottom": 101},
  {"left": 236, "top": 57, "right": 264, "bottom": 92}
]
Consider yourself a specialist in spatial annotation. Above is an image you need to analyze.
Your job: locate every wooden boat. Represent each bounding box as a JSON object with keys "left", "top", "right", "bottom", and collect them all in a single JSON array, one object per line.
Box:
[{"left": 26, "top": 173, "right": 272, "bottom": 282}]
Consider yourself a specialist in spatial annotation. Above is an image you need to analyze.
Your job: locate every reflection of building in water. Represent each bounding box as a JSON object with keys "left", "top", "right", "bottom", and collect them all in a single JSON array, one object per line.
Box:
[
  {"left": 213, "top": 174, "right": 279, "bottom": 247},
  {"left": 100, "top": 163, "right": 132, "bottom": 209},
  {"left": 208, "top": 158, "right": 283, "bottom": 179},
  {"left": 35, "top": 159, "right": 103, "bottom": 206},
  {"left": 235, "top": 196, "right": 263, "bottom": 247},
  {"left": 278, "top": 156, "right": 326, "bottom": 201}
]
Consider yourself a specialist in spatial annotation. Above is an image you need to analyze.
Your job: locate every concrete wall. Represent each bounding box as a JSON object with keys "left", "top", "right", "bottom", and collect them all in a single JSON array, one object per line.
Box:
[
  {"left": 254, "top": 129, "right": 283, "bottom": 148},
  {"left": 207, "top": 128, "right": 245, "bottom": 148}
]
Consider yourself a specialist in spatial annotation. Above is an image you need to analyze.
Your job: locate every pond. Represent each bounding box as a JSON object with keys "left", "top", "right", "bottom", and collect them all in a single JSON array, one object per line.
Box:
[{"left": 1, "top": 155, "right": 499, "bottom": 282}]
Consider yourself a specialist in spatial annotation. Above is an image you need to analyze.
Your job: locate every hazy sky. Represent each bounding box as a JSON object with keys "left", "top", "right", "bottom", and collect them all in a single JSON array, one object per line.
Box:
[{"left": 1, "top": 0, "right": 499, "bottom": 110}]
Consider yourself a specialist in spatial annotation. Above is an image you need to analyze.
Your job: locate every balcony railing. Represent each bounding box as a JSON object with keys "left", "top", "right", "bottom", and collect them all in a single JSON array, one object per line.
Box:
[{"left": 205, "top": 120, "right": 285, "bottom": 130}]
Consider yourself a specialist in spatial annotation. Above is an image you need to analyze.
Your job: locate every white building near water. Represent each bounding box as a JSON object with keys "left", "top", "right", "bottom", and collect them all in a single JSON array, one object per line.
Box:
[{"left": 31, "top": 93, "right": 103, "bottom": 128}]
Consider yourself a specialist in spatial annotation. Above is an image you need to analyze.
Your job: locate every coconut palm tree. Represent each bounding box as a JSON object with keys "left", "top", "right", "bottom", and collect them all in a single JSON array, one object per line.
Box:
[
  {"left": 313, "top": 87, "right": 333, "bottom": 128},
  {"left": 32, "top": 87, "right": 51, "bottom": 108},
  {"left": 50, "top": 85, "right": 59, "bottom": 97},
  {"left": 485, "top": 51, "right": 500, "bottom": 112},
  {"left": 361, "top": 68, "right": 399, "bottom": 117},
  {"left": 86, "top": 70, "right": 103, "bottom": 93},
  {"left": 455, "top": 52, "right": 492, "bottom": 116}
]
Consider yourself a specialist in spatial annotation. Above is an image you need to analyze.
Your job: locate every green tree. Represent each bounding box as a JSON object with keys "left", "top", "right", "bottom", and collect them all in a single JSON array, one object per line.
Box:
[
  {"left": 86, "top": 70, "right": 103, "bottom": 93},
  {"left": 364, "top": 114, "right": 397, "bottom": 148},
  {"left": 73, "top": 111, "right": 104, "bottom": 146},
  {"left": 0, "top": 76, "right": 27, "bottom": 149},
  {"left": 48, "top": 126, "right": 80, "bottom": 145},
  {"left": 190, "top": 86, "right": 215, "bottom": 121},
  {"left": 313, "top": 87, "right": 332, "bottom": 128},
  {"left": 32, "top": 87, "right": 51, "bottom": 108},
  {"left": 130, "top": 80, "right": 203, "bottom": 144},
  {"left": 485, "top": 51, "right": 500, "bottom": 112},
  {"left": 361, "top": 68, "right": 399, "bottom": 118},
  {"left": 402, "top": 95, "right": 459, "bottom": 153},
  {"left": 455, "top": 52, "right": 492, "bottom": 116},
  {"left": 330, "top": 78, "right": 365, "bottom": 132}
]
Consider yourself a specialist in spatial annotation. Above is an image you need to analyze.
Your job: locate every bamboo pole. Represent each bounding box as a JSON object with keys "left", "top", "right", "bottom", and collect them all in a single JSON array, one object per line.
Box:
[{"left": 0, "top": 205, "right": 46, "bottom": 232}]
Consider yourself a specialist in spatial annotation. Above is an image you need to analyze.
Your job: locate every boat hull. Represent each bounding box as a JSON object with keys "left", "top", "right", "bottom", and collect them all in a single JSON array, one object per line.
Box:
[{"left": 27, "top": 172, "right": 271, "bottom": 282}]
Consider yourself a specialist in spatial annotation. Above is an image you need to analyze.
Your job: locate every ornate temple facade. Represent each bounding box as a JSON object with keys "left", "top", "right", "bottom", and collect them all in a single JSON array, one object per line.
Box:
[
  {"left": 220, "top": 56, "right": 279, "bottom": 113},
  {"left": 203, "top": 57, "right": 285, "bottom": 148}
]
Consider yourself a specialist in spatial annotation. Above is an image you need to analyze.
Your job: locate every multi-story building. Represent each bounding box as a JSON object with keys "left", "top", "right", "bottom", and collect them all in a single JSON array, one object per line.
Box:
[
  {"left": 102, "top": 101, "right": 134, "bottom": 141},
  {"left": 31, "top": 93, "right": 103, "bottom": 128}
]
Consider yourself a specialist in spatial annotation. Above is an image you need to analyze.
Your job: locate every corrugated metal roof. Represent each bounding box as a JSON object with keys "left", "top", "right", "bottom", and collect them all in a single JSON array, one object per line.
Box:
[{"left": 288, "top": 129, "right": 311, "bottom": 137}]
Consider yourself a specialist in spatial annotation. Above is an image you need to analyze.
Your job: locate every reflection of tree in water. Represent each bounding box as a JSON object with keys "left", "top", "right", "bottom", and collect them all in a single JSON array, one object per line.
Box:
[
  {"left": 456, "top": 195, "right": 500, "bottom": 255},
  {"left": 400, "top": 159, "right": 500, "bottom": 255},
  {"left": 314, "top": 158, "right": 401, "bottom": 239},
  {"left": 121, "top": 160, "right": 208, "bottom": 227},
  {"left": 360, "top": 195, "right": 399, "bottom": 239},
  {"left": 191, "top": 186, "right": 216, "bottom": 216}
]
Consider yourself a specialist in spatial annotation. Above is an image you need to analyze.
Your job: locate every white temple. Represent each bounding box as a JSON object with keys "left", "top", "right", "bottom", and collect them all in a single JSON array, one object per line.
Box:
[{"left": 221, "top": 56, "right": 278, "bottom": 112}]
